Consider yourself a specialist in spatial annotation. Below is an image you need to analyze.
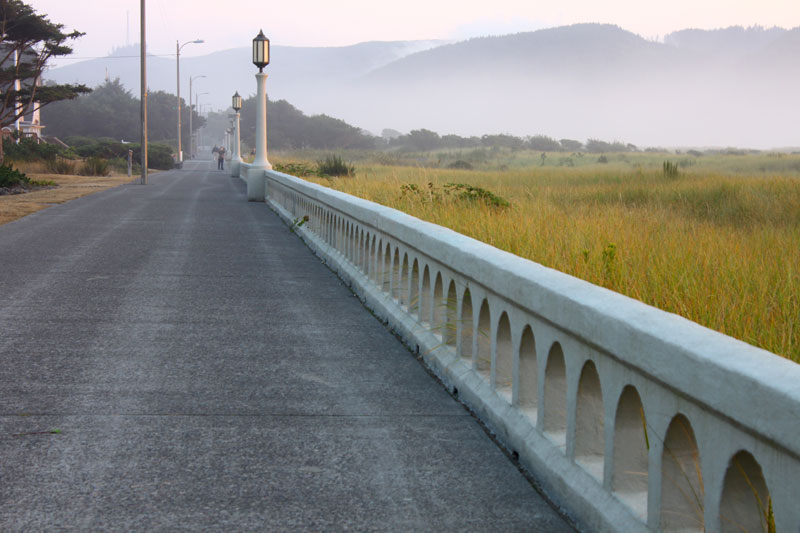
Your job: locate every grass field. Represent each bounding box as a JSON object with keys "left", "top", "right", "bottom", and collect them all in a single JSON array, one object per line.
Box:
[
  {"left": 277, "top": 149, "right": 800, "bottom": 362},
  {"left": 0, "top": 161, "right": 134, "bottom": 226}
]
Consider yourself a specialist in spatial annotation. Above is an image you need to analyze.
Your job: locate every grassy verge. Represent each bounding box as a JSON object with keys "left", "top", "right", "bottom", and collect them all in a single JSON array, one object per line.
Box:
[
  {"left": 289, "top": 151, "right": 800, "bottom": 363},
  {"left": 0, "top": 168, "right": 133, "bottom": 226}
]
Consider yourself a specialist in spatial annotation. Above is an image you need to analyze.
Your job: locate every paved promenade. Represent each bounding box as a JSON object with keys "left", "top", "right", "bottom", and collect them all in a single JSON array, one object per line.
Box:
[{"left": 0, "top": 160, "right": 574, "bottom": 531}]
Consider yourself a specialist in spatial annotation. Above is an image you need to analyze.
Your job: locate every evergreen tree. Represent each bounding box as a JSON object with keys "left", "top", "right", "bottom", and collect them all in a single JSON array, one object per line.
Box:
[{"left": 0, "top": 0, "right": 90, "bottom": 163}]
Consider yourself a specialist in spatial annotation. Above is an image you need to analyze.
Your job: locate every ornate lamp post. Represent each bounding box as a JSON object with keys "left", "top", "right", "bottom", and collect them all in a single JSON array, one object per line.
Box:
[
  {"left": 230, "top": 91, "right": 242, "bottom": 177},
  {"left": 176, "top": 39, "right": 203, "bottom": 166},
  {"left": 247, "top": 29, "right": 272, "bottom": 201}
]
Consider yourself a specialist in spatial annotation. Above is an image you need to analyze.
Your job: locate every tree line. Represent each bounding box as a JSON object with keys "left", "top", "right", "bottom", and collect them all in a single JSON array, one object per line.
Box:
[
  {"left": 44, "top": 78, "right": 204, "bottom": 149},
  {"left": 381, "top": 129, "right": 638, "bottom": 153},
  {"left": 44, "top": 81, "right": 639, "bottom": 155}
]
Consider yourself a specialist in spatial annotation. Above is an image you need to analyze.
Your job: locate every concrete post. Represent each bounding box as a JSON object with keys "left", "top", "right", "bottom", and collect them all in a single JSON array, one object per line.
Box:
[{"left": 247, "top": 71, "right": 271, "bottom": 201}]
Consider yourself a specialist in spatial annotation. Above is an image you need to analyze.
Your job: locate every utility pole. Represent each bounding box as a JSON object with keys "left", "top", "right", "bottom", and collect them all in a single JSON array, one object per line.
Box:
[{"left": 140, "top": 0, "right": 147, "bottom": 184}]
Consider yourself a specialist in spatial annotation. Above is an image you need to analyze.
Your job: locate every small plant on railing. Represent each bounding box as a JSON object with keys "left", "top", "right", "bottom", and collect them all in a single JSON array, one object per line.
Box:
[
  {"left": 290, "top": 215, "right": 310, "bottom": 233},
  {"left": 317, "top": 154, "right": 354, "bottom": 177}
]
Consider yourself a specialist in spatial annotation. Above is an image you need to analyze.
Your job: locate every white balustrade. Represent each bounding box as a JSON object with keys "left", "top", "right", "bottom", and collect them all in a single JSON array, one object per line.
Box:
[{"left": 244, "top": 168, "right": 799, "bottom": 533}]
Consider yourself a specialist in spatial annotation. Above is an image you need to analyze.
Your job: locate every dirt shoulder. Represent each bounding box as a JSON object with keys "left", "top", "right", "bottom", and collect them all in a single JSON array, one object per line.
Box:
[{"left": 0, "top": 173, "right": 135, "bottom": 226}]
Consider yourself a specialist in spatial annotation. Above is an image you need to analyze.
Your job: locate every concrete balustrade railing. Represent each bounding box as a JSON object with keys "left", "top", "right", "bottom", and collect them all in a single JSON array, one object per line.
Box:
[{"left": 243, "top": 167, "right": 800, "bottom": 532}]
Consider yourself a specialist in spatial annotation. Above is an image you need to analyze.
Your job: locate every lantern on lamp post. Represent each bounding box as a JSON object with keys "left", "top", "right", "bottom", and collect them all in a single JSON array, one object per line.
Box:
[
  {"left": 253, "top": 30, "right": 269, "bottom": 72},
  {"left": 247, "top": 29, "right": 273, "bottom": 201}
]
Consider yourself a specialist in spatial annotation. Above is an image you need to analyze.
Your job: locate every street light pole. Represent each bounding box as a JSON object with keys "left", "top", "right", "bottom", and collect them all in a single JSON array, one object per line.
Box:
[
  {"left": 188, "top": 74, "right": 205, "bottom": 159},
  {"left": 176, "top": 39, "right": 203, "bottom": 166},
  {"left": 247, "top": 30, "right": 272, "bottom": 201},
  {"left": 231, "top": 91, "right": 242, "bottom": 178},
  {"left": 140, "top": 0, "right": 147, "bottom": 185}
]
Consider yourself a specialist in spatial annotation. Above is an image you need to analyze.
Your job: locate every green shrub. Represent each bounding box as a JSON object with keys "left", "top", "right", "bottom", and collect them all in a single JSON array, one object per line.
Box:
[
  {"left": 81, "top": 157, "right": 110, "bottom": 176},
  {"left": 3, "top": 137, "right": 63, "bottom": 162},
  {"left": 129, "top": 143, "right": 174, "bottom": 171},
  {"left": 444, "top": 183, "right": 510, "bottom": 208},
  {"left": 0, "top": 164, "right": 30, "bottom": 187},
  {"left": 447, "top": 160, "right": 473, "bottom": 170},
  {"left": 274, "top": 161, "right": 318, "bottom": 177},
  {"left": 317, "top": 154, "right": 354, "bottom": 177},
  {"left": 663, "top": 160, "right": 680, "bottom": 179},
  {"left": 597, "top": 155, "right": 609, "bottom": 164},
  {"left": 45, "top": 158, "right": 77, "bottom": 175}
]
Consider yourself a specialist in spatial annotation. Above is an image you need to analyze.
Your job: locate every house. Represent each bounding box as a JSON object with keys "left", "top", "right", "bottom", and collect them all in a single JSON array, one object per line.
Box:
[{"left": 1, "top": 44, "right": 45, "bottom": 143}]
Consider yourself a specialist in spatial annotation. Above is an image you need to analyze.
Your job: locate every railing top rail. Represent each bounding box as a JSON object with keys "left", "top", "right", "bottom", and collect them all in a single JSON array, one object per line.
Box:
[{"left": 266, "top": 169, "right": 800, "bottom": 455}]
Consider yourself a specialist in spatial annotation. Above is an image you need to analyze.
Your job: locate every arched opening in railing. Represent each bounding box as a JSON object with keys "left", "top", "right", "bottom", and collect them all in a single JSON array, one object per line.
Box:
[
  {"left": 409, "top": 259, "right": 420, "bottom": 316},
  {"left": 612, "top": 385, "right": 649, "bottom": 520},
  {"left": 719, "top": 450, "right": 772, "bottom": 533},
  {"left": 382, "top": 244, "right": 392, "bottom": 293},
  {"left": 432, "top": 272, "right": 445, "bottom": 339},
  {"left": 357, "top": 228, "right": 365, "bottom": 270},
  {"left": 518, "top": 325, "right": 537, "bottom": 417},
  {"left": 420, "top": 265, "right": 431, "bottom": 325},
  {"left": 373, "top": 239, "right": 383, "bottom": 284},
  {"left": 361, "top": 231, "right": 370, "bottom": 273},
  {"left": 351, "top": 223, "right": 357, "bottom": 263},
  {"left": 660, "top": 414, "right": 704, "bottom": 532},
  {"left": 460, "top": 289, "right": 473, "bottom": 364},
  {"left": 476, "top": 299, "right": 491, "bottom": 381},
  {"left": 344, "top": 220, "right": 350, "bottom": 258},
  {"left": 444, "top": 280, "right": 458, "bottom": 348},
  {"left": 495, "top": 312, "right": 512, "bottom": 400},
  {"left": 391, "top": 248, "right": 401, "bottom": 300},
  {"left": 399, "top": 253, "right": 410, "bottom": 307},
  {"left": 574, "top": 360, "right": 604, "bottom": 481},
  {"left": 346, "top": 222, "right": 353, "bottom": 261},
  {"left": 543, "top": 342, "right": 567, "bottom": 449},
  {"left": 369, "top": 234, "right": 376, "bottom": 279}
]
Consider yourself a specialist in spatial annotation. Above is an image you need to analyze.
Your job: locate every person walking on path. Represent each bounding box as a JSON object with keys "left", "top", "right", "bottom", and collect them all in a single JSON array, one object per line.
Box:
[{"left": 217, "top": 147, "right": 226, "bottom": 170}]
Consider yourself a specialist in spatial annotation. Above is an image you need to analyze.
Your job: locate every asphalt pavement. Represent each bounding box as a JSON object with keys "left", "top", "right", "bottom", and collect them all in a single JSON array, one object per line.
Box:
[{"left": 0, "top": 160, "right": 574, "bottom": 531}]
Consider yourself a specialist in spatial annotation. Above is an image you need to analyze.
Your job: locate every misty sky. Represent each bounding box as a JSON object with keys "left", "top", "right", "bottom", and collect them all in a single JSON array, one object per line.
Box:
[{"left": 29, "top": 0, "right": 800, "bottom": 65}]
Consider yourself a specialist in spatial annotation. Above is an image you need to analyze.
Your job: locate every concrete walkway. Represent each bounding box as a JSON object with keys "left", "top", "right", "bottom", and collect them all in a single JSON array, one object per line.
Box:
[{"left": 0, "top": 160, "right": 574, "bottom": 531}]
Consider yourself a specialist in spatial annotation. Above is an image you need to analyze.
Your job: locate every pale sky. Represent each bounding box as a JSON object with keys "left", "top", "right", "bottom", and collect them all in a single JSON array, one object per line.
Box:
[{"left": 28, "top": 0, "right": 800, "bottom": 66}]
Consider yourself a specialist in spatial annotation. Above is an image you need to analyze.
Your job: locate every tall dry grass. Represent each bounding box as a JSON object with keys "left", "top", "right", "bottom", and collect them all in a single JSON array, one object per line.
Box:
[{"left": 304, "top": 160, "right": 800, "bottom": 362}]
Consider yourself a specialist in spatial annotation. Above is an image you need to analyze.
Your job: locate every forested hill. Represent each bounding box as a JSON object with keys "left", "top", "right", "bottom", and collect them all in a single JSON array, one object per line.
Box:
[
  {"left": 362, "top": 23, "right": 798, "bottom": 82},
  {"left": 44, "top": 24, "right": 800, "bottom": 148},
  {"left": 362, "top": 24, "right": 676, "bottom": 82}
]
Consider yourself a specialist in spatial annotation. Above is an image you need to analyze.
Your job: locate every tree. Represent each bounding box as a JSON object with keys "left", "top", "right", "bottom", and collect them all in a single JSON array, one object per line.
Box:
[
  {"left": 399, "top": 129, "right": 441, "bottom": 151},
  {"left": 45, "top": 79, "right": 138, "bottom": 140},
  {"left": 559, "top": 138, "right": 583, "bottom": 152},
  {"left": 45, "top": 79, "right": 204, "bottom": 147},
  {"left": 527, "top": 135, "right": 562, "bottom": 152},
  {"left": 237, "top": 96, "right": 375, "bottom": 151},
  {"left": 0, "top": 0, "right": 90, "bottom": 164}
]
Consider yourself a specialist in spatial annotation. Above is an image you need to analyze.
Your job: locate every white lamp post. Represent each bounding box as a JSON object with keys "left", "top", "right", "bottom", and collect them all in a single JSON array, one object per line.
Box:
[
  {"left": 231, "top": 91, "right": 242, "bottom": 177},
  {"left": 247, "top": 29, "right": 272, "bottom": 201},
  {"left": 176, "top": 39, "right": 203, "bottom": 166},
  {"left": 188, "top": 74, "right": 205, "bottom": 159}
]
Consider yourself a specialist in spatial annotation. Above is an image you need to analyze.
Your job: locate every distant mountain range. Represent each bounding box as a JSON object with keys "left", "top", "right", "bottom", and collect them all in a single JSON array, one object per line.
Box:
[{"left": 45, "top": 24, "right": 800, "bottom": 148}]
